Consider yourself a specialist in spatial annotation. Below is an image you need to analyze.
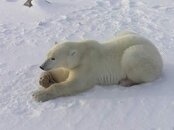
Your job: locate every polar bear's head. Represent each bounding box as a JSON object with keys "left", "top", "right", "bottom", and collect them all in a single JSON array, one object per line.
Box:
[{"left": 40, "top": 42, "right": 82, "bottom": 71}]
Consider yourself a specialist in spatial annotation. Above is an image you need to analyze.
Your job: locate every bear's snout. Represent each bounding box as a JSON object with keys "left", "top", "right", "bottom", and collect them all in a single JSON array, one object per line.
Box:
[
  {"left": 40, "top": 59, "right": 52, "bottom": 71},
  {"left": 40, "top": 62, "right": 46, "bottom": 70},
  {"left": 40, "top": 66, "right": 44, "bottom": 70}
]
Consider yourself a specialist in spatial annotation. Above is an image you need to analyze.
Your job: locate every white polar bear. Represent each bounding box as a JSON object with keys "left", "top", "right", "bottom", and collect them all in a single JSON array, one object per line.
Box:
[{"left": 33, "top": 32, "right": 163, "bottom": 102}]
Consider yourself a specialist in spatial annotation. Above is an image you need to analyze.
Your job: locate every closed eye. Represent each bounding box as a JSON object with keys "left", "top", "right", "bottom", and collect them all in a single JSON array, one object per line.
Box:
[{"left": 51, "top": 58, "right": 55, "bottom": 60}]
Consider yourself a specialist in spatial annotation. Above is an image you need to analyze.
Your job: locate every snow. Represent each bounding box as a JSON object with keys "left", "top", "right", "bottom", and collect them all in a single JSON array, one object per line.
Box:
[{"left": 0, "top": 0, "right": 174, "bottom": 130}]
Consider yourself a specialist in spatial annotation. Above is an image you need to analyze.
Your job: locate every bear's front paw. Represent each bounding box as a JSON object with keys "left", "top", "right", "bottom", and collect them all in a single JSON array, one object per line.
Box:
[
  {"left": 32, "top": 90, "right": 55, "bottom": 102},
  {"left": 39, "top": 72, "right": 55, "bottom": 88}
]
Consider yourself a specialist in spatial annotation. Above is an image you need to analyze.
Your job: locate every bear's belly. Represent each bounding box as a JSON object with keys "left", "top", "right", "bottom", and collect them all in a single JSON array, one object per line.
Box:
[
  {"left": 97, "top": 71, "right": 123, "bottom": 85},
  {"left": 95, "top": 57, "right": 126, "bottom": 86},
  {"left": 98, "top": 74, "right": 116, "bottom": 85}
]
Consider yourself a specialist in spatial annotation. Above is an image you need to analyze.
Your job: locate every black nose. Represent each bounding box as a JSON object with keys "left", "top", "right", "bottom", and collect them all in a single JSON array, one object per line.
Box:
[{"left": 40, "top": 66, "right": 44, "bottom": 70}]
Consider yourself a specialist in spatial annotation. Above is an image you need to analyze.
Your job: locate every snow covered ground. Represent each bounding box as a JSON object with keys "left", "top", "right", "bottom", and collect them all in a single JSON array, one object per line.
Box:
[{"left": 0, "top": 0, "right": 174, "bottom": 129}]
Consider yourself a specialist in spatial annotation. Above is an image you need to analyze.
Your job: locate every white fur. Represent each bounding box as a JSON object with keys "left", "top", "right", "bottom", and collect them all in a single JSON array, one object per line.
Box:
[{"left": 33, "top": 32, "right": 163, "bottom": 102}]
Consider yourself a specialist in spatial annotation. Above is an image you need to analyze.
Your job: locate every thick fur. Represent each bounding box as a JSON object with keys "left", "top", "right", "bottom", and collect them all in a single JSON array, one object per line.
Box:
[
  {"left": 39, "top": 68, "right": 69, "bottom": 88},
  {"left": 33, "top": 32, "right": 163, "bottom": 102}
]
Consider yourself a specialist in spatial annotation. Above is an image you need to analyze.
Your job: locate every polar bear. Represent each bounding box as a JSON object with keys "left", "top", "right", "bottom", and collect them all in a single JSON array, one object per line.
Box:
[{"left": 33, "top": 32, "right": 163, "bottom": 102}]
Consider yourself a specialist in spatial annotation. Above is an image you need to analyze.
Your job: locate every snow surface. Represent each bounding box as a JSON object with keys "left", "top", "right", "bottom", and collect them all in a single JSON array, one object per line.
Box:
[{"left": 0, "top": 0, "right": 174, "bottom": 130}]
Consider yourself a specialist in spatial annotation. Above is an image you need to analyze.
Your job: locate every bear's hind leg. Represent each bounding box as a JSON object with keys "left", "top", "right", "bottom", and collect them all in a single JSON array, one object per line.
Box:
[
  {"left": 121, "top": 44, "right": 162, "bottom": 84},
  {"left": 119, "top": 78, "right": 139, "bottom": 87}
]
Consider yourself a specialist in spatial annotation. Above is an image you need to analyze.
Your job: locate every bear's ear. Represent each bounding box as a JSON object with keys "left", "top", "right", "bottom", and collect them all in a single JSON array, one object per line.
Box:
[{"left": 69, "top": 50, "right": 77, "bottom": 56}]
